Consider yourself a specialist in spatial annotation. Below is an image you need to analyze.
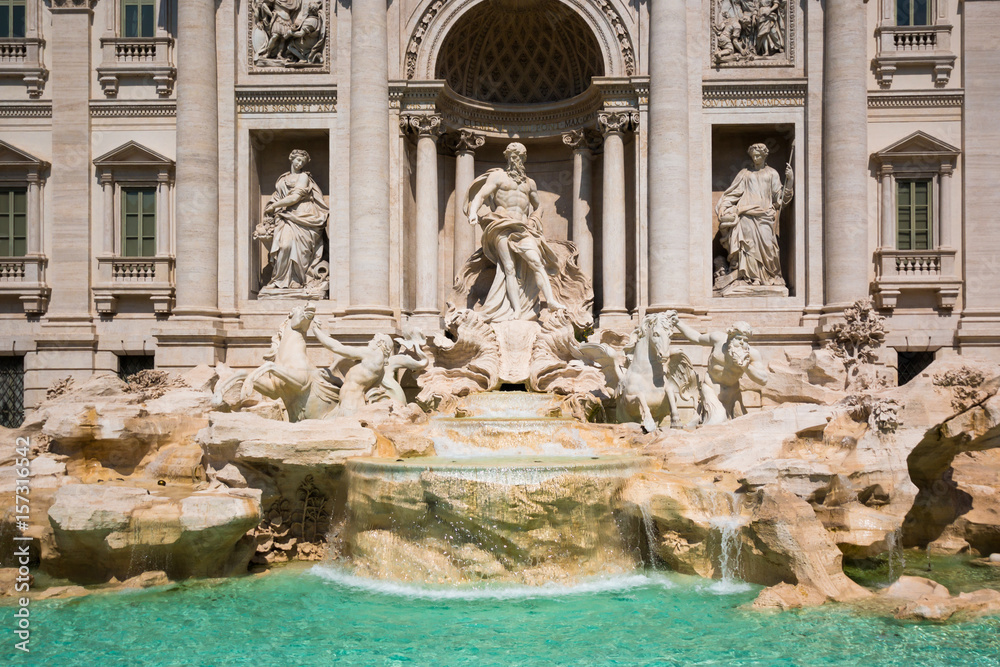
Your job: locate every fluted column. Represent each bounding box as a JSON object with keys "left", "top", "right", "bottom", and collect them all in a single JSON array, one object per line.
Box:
[
  {"left": 348, "top": 0, "right": 392, "bottom": 317},
  {"left": 173, "top": 0, "right": 220, "bottom": 316},
  {"left": 823, "top": 0, "right": 870, "bottom": 308},
  {"left": 879, "top": 167, "right": 894, "bottom": 249},
  {"left": 562, "top": 130, "right": 595, "bottom": 282},
  {"left": 647, "top": 0, "right": 690, "bottom": 310},
  {"left": 402, "top": 115, "right": 444, "bottom": 324},
  {"left": 452, "top": 130, "right": 485, "bottom": 277},
  {"left": 598, "top": 112, "right": 633, "bottom": 327}
]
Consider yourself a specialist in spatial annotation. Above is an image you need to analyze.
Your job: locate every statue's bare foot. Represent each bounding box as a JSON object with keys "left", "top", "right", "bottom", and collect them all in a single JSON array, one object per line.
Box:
[{"left": 547, "top": 298, "right": 567, "bottom": 311}]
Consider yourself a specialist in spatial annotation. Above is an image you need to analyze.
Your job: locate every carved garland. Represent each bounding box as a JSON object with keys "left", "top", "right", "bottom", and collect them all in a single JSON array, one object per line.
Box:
[{"left": 405, "top": 0, "right": 635, "bottom": 80}]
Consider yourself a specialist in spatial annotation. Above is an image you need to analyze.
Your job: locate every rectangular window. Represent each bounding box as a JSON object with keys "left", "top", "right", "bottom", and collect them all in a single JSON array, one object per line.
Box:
[
  {"left": 0, "top": 187, "right": 27, "bottom": 257},
  {"left": 121, "top": 186, "right": 157, "bottom": 257},
  {"left": 897, "top": 0, "right": 930, "bottom": 26},
  {"left": 122, "top": 0, "right": 156, "bottom": 38},
  {"left": 897, "top": 179, "right": 932, "bottom": 251},
  {"left": 0, "top": 356, "right": 24, "bottom": 429},
  {"left": 0, "top": 0, "right": 26, "bottom": 39},
  {"left": 118, "top": 354, "right": 155, "bottom": 381}
]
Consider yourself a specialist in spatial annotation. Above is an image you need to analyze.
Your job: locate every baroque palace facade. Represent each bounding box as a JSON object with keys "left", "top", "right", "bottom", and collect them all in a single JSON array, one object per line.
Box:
[{"left": 0, "top": 0, "right": 998, "bottom": 420}]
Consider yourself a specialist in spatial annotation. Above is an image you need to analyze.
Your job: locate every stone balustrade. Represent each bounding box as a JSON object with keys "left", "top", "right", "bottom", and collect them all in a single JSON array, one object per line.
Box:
[
  {"left": 94, "top": 256, "right": 175, "bottom": 315},
  {"left": 875, "top": 24, "right": 955, "bottom": 87},
  {"left": 873, "top": 248, "right": 960, "bottom": 310},
  {"left": 97, "top": 36, "right": 175, "bottom": 97}
]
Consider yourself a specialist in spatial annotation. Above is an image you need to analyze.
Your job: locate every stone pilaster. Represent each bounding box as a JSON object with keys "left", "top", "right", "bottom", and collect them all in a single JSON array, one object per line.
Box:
[
  {"left": 452, "top": 130, "right": 485, "bottom": 278},
  {"left": 173, "top": 0, "right": 220, "bottom": 317},
  {"left": 402, "top": 114, "right": 444, "bottom": 327},
  {"left": 647, "top": 0, "right": 690, "bottom": 311},
  {"left": 46, "top": 1, "right": 93, "bottom": 321},
  {"left": 348, "top": 0, "right": 393, "bottom": 318},
  {"left": 822, "top": 0, "right": 869, "bottom": 310},
  {"left": 597, "top": 112, "right": 634, "bottom": 328},
  {"left": 959, "top": 0, "right": 1000, "bottom": 349},
  {"left": 879, "top": 166, "right": 894, "bottom": 249},
  {"left": 562, "top": 129, "right": 595, "bottom": 283}
]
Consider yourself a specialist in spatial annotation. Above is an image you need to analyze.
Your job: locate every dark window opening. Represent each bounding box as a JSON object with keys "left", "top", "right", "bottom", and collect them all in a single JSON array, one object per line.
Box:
[
  {"left": 897, "top": 350, "right": 934, "bottom": 386},
  {"left": 0, "top": 356, "right": 24, "bottom": 428},
  {"left": 118, "top": 354, "right": 155, "bottom": 381}
]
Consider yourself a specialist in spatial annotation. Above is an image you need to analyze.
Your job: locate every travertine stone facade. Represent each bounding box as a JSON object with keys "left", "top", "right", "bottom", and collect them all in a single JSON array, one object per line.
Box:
[{"left": 0, "top": 0, "right": 997, "bottom": 410}]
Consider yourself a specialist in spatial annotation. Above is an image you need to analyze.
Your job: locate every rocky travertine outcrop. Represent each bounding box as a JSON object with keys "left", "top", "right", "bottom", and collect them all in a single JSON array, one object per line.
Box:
[
  {"left": 46, "top": 483, "right": 260, "bottom": 583},
  {"left": 618, "top": 471, "right": 869, "bottom": 604}
]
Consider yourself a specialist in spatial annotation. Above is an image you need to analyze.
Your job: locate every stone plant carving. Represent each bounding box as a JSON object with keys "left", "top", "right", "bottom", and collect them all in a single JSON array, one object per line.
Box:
[
  {"left": 933, "top": 367, "right": 988, "bottom": 413},
  {"left": 252, "top": 475, "right": 330, "bottom": 565},
  {"left": 579, "top": 312, "right": 698, "bottom": 432},
  {"left": 673, "top": 316, "right": 769, "bottom": 426},
  {"left": 255, "top": 149, "right": 330, "bottom": 299},
  {"left": 251, "top": 0, "right": 326, "bottom": 67},
  {"left": 712, "top": 0, "right": 788, "bottom": 65},
  {"left": 456, "top": 142, "right": 593, "bottom": 331},
  {"left": 213, "top": 305, "right": 427, "bottom": 421},
  {"left": 714, "top": 142, "right": 793, "bottom": 296},
  {"left": 826, "top": 298, "right": 887, "bottom": 390}
]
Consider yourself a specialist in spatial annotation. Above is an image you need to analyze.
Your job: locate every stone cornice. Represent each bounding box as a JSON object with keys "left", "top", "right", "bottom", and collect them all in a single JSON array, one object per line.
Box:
[
  {"left": 235, "top": 86, "right": 337, "bottom": 114},
  {"left": 867, "top": 90, "right": 964, "bottom": 108},
  {"left": 0, "top": 102, "right": 51, "bottom": 118},
  {"left": 702, "top": 81, "right": 807, "bottom": 108},
  {"left": 90, "top": 100, "right": 176, "bottom": 118}
]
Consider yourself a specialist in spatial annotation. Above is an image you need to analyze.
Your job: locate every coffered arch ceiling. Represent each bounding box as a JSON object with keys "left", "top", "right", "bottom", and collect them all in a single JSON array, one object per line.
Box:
[{"left": 432, "top": 0, "right": 608, "bottom": 105}]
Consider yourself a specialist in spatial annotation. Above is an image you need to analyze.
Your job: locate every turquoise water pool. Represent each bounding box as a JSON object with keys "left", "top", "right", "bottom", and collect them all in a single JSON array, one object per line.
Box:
[{"left": 4, "top": 565, "right": 999, "bottom": 666}]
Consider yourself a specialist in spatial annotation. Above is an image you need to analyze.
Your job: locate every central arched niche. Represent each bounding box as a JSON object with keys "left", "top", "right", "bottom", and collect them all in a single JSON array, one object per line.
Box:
[{"left": 435, "top": 0, "right": 605, "bottom": 105}]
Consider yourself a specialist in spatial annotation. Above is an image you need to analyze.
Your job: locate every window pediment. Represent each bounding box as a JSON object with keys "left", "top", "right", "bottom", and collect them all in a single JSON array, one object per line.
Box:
[
  {"left": 874, "top": 131, "right": 959, "bottom": 163},
  {"left": 0, "top": 139, "right": 47, "bottom": 172},
  {"left": 94, "top": 141, "right": 174, "bottom": 171}
]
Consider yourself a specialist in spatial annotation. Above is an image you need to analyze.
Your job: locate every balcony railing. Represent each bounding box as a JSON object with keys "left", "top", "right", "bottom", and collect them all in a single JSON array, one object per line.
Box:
[
  {"left": 94, "top": 255, "right": 174, "bottom": 315},
  {"left": 0, "top": 256, "right": 49, "bottom": 314},
  {"left": 873, "top": 248, "right": 961, "bottom": 310},
  {"left": 874, "top": 25, "right": 955, "bottom": 87},
  {"left": 98, "top": 37, "right": 175, "bottom": 97},
  {"left": 0, "top": 38, "right": 46, "bottom": 97}
]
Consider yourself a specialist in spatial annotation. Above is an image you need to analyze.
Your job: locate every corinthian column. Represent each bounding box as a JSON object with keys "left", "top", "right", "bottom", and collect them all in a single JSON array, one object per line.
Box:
[
  {"left": 348, "top": 0, "right": 392, "bottom": 317},
  {"left": 647, "top": 0, "right": 690, "bottom": 311},
  {"left": 452, "top": 130, "right": 485, "bottom": 278},
  {"left": 403, "top": 115, "right": 444, "bottom": 326},
  {"left": 173, "top": 0, "right": 219, "bottom": 316},
  {"left": 598, "top": 112, "right": 634, "bottom": 328},
  {"left": 562, "top": 129, "right": 595, "bottom": 282},
  {"left": 823, "top": 0, "right": 869, "bottom": 308}
]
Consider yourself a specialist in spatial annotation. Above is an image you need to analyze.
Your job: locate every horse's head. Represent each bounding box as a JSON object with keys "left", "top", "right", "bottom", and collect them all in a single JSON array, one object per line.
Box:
[
  {"left": 639, "top": 313, "right": 675, "bottom": 364},
  {"left": 287, "top": 302, "right": 316, "bottom": 334}
]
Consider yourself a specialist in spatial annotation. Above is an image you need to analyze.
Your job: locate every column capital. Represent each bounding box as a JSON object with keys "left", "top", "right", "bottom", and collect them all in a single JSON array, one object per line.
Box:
[
  {"left": 400, "top": 114, "right": 444, "bottom": 139},
  {"left": 448, "top": 129, "right": 486, "bottom": 154},
  {"left": 597, "top": 110, "right": 638, "bottom": 136},
  {"left": 878, "top": 164, "right": 894, "bottom": 177},
  {"left": 562, "top": 129, "right": 602, "bottom": 151},
  {"left": 939, "top": 163, "right": 955, "bottom": 176}
]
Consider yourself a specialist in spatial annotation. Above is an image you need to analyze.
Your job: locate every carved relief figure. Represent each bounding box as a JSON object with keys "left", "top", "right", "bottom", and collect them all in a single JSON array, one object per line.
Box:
[
  {"left": 671, "top": 317, "right": 768, "bottom": 425},
  {"left": 714, "top": 142, "right": 793, "bottom": 294},
  {"left": 256, "top": 149, "right": 330, "bottom": 299},
  {"left": 252, "top": 0, "right": 326, "bottom": 67},
  {"left": 712, "top": 0, "right": 788, "bottom": 65},
  {"left": 455, "top": 142, "right": 592, "bottom": 331}
]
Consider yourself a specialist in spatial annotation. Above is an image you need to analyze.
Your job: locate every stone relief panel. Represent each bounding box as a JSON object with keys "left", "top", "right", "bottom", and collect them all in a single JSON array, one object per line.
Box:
[
  {"left": 711, "top": 0, "right": 793, "bottom": 67},
  {"left": 249, "top": 0, "right": 329, "bottom": 71}
]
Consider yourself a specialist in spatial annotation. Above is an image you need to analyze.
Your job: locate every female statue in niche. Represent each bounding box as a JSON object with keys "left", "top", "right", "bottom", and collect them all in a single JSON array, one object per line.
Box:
[
  {"left": 256, "top": 149, "right": 330, "bottom": 299},
  {"left": 714, "top": 142, "right": 793, "bottom": 295}
]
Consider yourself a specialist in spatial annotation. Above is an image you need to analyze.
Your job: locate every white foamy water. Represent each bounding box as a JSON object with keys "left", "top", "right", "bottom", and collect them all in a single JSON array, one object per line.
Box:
[{"left": 308, "top": 565, "right": 676, "bottom": 601}]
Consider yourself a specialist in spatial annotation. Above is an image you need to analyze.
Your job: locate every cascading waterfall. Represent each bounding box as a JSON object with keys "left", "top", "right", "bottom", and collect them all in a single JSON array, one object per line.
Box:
[{"left": 706, "top": 491, "right": 750, "bottom": 593}]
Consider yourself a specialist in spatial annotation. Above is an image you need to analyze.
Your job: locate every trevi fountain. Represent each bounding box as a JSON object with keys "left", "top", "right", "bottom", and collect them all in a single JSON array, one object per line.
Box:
[{"left": 1, "top": 0, "right": 1000, "bottom": 664}]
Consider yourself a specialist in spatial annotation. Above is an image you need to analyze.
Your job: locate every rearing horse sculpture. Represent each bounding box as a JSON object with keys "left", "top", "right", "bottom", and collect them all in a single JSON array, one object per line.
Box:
[
  {"left": 212, "top": 303, "right": 339, "bottom": 422},
  {"left": 578, "top": 311, "right": 698, "bottom": 432}
]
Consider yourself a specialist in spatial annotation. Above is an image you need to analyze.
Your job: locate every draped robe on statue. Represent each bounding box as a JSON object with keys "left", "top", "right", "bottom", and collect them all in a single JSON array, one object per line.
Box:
[
  {"left": 715, "top": 164, "right": 791, "bottom": 286},
  {"left": 266, "top": 171, "right": 329, "bottom": 290},
  {"left": 453, "top": 169, "right": 593, "bottom": 331}
]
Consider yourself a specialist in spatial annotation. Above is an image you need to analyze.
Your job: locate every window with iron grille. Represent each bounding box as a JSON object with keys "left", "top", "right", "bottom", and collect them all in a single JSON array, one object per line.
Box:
[
  {"left": 0, "top": 0, "right": 26, "bottom": 39},
  {"left": 897, "top": 350, "right": 934, "bottom": 386},
  {"left": 122, "top": 0, "right": 156, "bottom": 38},
  {"left": 0, "top": 356, "right": 24, "bottom": 428},
  {"left": 0, "top": 187, "right": 27, "bottom": 257},
  {"left": 117, "top": 354, "right": 155, "bottom": 381},
  {"left": 121, "top": 186, "right": 156, "bottom": 257}
]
